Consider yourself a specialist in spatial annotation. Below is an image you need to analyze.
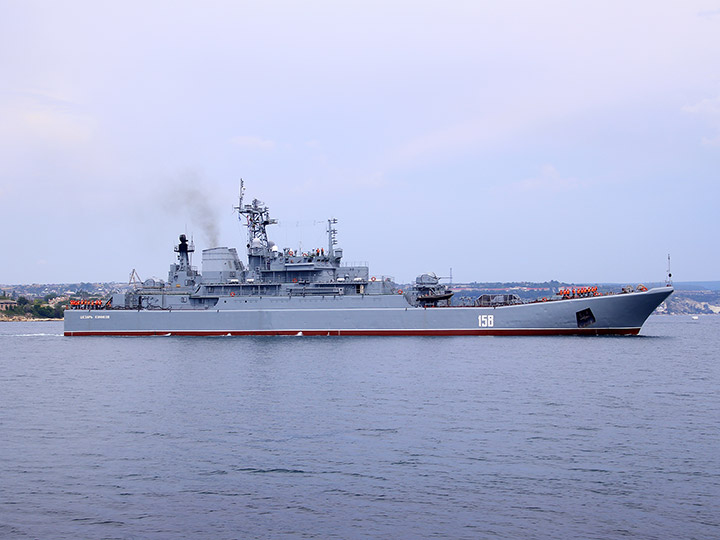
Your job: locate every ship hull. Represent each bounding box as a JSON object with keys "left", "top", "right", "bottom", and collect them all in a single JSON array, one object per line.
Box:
[{"left": 64, "top": 286, "right": 672, "bottom": 337}]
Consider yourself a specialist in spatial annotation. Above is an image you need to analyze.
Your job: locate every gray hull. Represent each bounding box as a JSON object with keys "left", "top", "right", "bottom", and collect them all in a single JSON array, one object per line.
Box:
[{"left": 64, "top": 286, "right": 672, "bottom": 336}]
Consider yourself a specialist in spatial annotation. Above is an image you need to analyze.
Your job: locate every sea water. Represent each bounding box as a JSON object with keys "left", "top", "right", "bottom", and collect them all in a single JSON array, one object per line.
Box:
[{"left": 1, "top": 317, "right": 718, "bottom": 539}]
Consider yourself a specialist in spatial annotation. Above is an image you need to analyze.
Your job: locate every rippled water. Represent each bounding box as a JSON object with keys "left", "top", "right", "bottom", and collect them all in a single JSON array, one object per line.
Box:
[{"left": 1, "top": 317, "right": 718, "bottom": 539}]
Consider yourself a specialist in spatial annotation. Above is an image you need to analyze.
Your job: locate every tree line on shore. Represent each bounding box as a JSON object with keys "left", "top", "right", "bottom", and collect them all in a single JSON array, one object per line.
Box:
[{"left": 0, "top": 295, "right": 65, "bottom": 319}]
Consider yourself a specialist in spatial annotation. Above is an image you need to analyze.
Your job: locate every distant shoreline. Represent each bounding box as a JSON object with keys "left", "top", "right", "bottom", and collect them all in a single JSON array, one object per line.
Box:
[{"left": 0, "top": 317, "right": 60, "bottom": 322}]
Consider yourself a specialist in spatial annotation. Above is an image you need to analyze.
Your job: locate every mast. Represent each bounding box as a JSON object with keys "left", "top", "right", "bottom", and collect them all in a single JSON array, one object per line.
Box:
[
  {"left": 174, "top": 233, "right": 194, "bottom": 271},
  {"left": 234, "top": 180, "right": 277, "bottom": 251},
  {"left": 234, "top": 180, "right": 277, "bottom": 274}
]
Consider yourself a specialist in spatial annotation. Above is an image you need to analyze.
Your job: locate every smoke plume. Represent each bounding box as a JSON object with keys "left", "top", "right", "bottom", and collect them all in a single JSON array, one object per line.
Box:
[{"left": 163, "top": 171, "right": 221, "bottom": 247}]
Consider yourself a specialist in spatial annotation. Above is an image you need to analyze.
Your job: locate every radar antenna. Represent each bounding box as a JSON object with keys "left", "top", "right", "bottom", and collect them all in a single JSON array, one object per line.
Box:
[
  {"left": 327, "top": 218, "right": 338, "bottom": 255},
  {"left": 238, "top": 178, "right": 246, "bottom": 209}
]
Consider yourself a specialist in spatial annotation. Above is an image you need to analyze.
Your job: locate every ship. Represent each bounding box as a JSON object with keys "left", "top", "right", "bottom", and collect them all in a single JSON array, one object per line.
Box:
[{"left": 64, "top": 184, "right": 673, "bottom": 336}]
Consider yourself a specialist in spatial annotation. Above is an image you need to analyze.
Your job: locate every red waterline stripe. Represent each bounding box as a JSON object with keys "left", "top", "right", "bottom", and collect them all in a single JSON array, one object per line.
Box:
[{"left": 65, "top": 328, "right": 641, "bottom": 337}]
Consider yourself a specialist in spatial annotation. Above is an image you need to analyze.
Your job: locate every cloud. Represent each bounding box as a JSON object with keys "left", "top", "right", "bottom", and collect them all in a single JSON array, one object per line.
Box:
[
  {"left": 0, "top": 91, "right": 95, "bottom": 146},
  {"left": 21, "top": 109, "right": 94, "bottom": 145},
  {"left": 682, "top": 96, "right": 720, "bottom": 115},
  {"left": 381, "top": 100, "right": 578, "bottom": 174},
  {"left": 701, "top": 135, "right": 720, "bottom": 147},
  {"left": 683, "top": 96, "right": 720, "bottom": 146},
  {"left": 513, "top": 165, "right": 587, "bottom": 193},
  {"left": 697, "top": 9, "right": 720, "bottom": 18},
  {"left": 295, "top": 169, "right": 388, "bottom": 196},
  {"left": 230, "top": 135, "right": 275, "bottom": 150},
  {"left": 389, "top": 122, "right": 482, "bottom": 167}
]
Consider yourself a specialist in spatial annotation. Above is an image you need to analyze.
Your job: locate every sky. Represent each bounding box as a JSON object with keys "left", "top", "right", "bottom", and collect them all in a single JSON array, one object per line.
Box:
[{"left": 1, "top": 1, "right": 719, "bottom": 285}]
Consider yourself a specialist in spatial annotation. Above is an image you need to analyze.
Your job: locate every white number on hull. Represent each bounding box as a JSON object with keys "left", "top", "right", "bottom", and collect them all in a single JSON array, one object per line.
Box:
[{"left": 478, "top": 314, "right": 494, "bottom": 328}]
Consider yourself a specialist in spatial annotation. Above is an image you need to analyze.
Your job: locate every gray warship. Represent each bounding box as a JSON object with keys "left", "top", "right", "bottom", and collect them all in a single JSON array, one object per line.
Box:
[{"left": 64, "top": 184, "right": 673, "bottom": 336}]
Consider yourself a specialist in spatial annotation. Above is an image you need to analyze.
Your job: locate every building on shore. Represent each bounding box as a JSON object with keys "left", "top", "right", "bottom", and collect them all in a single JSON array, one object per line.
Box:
[{"left": 0, "top": 299, "right": 18, "bottom": 311}]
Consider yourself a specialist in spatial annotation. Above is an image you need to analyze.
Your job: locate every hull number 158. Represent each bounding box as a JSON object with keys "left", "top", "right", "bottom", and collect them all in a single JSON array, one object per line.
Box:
[{"left": 478, "top": 314, "right": 494, "bottom": 327}]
